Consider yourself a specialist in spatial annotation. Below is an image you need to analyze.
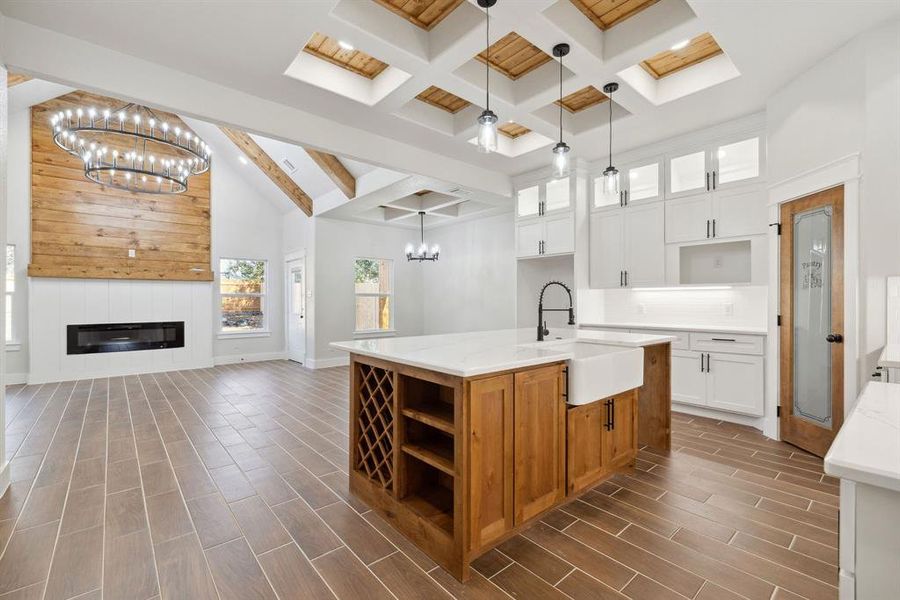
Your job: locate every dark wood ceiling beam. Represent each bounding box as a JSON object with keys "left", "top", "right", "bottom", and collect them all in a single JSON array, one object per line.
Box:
[
  {"left": 219, "top": 127, "right": 313, "bottom": 216},
  {"left": 305, "top": 149, "right": 356, "bottom": 199}
]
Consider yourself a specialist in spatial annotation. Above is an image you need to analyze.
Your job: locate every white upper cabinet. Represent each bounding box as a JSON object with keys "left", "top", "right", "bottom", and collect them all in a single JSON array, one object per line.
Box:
[
  {"left": 589, "top": 203, "right": 664, "bottom": 288},
  {"left": 668, "top": 149, "right": 709, "bottom": 198},
  {"left": 665, "top": 195, "right": 712, "bottom": 243},
  {"left": 593, "top": 158, "right": 662, "bottom": 211},
  {"left": 544, "top": 177, "right": 571, "bottom": 214},
  {"left": 589, "top": 211, "right": 624, "bottom": 289},
  {"left": 711, "top": 186, "right": 768, "bottom": 239},
  {"left": 712, "top": 136, "right": 763, "bottom": 190},
  {"left": 543, "top": 212, "right": 575, "bottom": 255},
  {"left": 516, "top": 185, "right": 541, "bottom": 219}
]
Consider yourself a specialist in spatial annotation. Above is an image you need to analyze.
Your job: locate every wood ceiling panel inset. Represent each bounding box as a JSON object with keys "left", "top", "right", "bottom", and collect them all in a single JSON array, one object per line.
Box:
[
  {"left": 7, "top": 72, "right": 32, "bottom": 87},
  {"left": 569, "top": 0, "right": 660, "bottom": 30},
  {"left": 415, "top": 86, "right": 471, "bottom": 114},
  {"left": 372, "top": 0, "right": 465, "bottom": 30},
  {"left": 556, "top": 85, "right": 608, "bottom": 113},
  {"left": 640, "top": 33, "right": 724, "bottom": 79},
  {"left": 303, "top": 32, "right": 390, "bottom": 80},
  {"left": 498, "top": 122, "right": 531, "bottom": 139},
  {"left": 475, "top": 32, "right": 552, "bottom": 81}
]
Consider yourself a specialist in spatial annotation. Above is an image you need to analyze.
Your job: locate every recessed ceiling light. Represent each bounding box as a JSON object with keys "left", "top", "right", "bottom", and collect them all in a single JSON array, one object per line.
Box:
[
  {"left": 338, "top": 40, "right": 354, "bottom": 51},
  {"left": 238, "top": 155, "right": 248, "bottom": 165},
  {"left": 670, "top": 39, "right": 690, "bottom": 51}
]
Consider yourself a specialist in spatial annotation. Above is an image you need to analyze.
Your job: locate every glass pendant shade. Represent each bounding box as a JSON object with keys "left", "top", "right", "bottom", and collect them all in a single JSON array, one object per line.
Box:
[
  {"left": 476, "top": 110, "right": 498, "bottom": 154},
  {"left": 552, "top": 142, "right": 570, "bottom": 178},
  {"left": 602, "top": 165, "right": 620, "bottom": 195}
]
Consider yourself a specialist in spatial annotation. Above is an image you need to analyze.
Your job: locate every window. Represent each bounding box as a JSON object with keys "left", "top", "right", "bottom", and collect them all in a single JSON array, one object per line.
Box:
[
  {"left": 219, "top": 258, "right": 266, "bottom": 333},
  {"left": 5, "top": 245, "right": 13, "bottom": 343},
  {"left": 354, "top": 258, "right": 393, "bottom": 333}
]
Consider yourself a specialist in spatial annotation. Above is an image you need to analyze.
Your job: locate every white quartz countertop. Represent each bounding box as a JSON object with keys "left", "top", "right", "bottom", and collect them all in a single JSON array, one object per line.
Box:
[
  {"left": 878, "top": 344, "right": 900, "bottom": 369},
  {"left": 824, "top": 382, "right": 900, "bottom": 492},
  {"left": 580, "top": 322, "right": 768, "bottom": 335},
  {"left": 330, "top": 328, "right": 675, "bottom": 377}
]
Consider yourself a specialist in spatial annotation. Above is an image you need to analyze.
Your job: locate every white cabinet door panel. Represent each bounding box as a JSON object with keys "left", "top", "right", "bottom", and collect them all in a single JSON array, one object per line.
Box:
[
  {"left": 589, "top": 211, "right": 624, "bottom": 289},
  {"left": 706, "top": 353, "right": 764, "bottom": 416},
  {"left": 672, "top": 349, "right": 707, "bottom": 406},
  {"left": 517, "top": 185, "right": 540, "bottom": 218},
  {"left": 668, "top": 149, "right": 709, "bottom": 198},
  {"left": 516, "top": 221, "right": 543, "bottom": 258},
  {"left": 624, "top": 202, "right": 665, "bottom": 287},
  {"left": 712, "top": 187, "right": 767, "bottom": 239},
  {"left": 543, "top": 213, "right": 574, "bottom": 255},
  {"left": 665, "top": 195, "right": 712, "bottom": 243}
]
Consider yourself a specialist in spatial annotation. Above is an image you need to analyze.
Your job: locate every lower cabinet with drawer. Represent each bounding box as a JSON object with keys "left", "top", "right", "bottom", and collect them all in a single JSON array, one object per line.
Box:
[{"left": 672, "top": 347, "right": 764, "bottom": 416}]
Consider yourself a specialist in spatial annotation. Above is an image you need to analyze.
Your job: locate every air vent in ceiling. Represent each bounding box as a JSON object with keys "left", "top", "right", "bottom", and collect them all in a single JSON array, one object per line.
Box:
[{"left": 281, "top": 158, "right": 297, "bottom": 174}]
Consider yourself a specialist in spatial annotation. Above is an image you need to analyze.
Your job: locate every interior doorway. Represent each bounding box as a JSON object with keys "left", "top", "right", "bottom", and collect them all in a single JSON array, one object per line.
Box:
[
  {"left": 286, "top": 257, "right": 306, "bottom": 364},
  {"left": 779, "top": 185, "right": 845, "bottom": 457}
]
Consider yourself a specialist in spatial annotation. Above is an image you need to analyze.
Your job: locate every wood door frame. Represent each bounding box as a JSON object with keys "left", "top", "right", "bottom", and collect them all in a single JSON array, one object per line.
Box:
[
  {"left": 779, "top": 185, "right": 844, "bottom": 456},
  {"left": 765, "top": 154, "right": 860, "bottom": 442}
]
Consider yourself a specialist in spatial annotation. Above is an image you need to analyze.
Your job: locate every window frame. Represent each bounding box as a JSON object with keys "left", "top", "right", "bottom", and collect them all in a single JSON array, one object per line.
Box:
[
  {"left": 353, "top": 256, "right": 395, "bottom": 336},
  {"left": 218, "top": 257, "right": 269, "bottom": 337},
  {"left": 5, "top": 244, "right": 16, "bottom": 347}
]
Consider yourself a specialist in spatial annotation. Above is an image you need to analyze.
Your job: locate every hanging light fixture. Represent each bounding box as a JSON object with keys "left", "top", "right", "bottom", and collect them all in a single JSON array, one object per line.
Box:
[
  {"left": 476, "top": 0, "right": 498, "bottom": 153},
  {"left": 601, "top": 82, "right": 619, "bottom": 196},
  {"left": 405, "top": 212, "right": 440, "bottom": 262},
  {"left": 49, "top": 103, "right": 211, "bottom": 194},
  {"left": 551, "top": 43, "right": 571, "bottom": 178}
]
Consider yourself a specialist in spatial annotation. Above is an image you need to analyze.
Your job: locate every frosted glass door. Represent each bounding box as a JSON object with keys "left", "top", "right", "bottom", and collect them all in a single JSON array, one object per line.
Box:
[
  {"left": 517, "top": 185, "right": 540, "bottom": 218},
  {"left": 715, "top": 137, "right": 760, "bottom": 187},
  {"left": 669, "top": 150, "right": 708, "bottom": 197},
  {"left": 593, "top": 177, "right": 620, "bottom": 209},
  {"left": 626, "top": 162, "right": 660, "bottom": 203},
  {"left": 791, "top": 207, "right": 833, "bottom": 427},
  {"left": 544, "top": 178, "right": 570, "bottom": 213}
]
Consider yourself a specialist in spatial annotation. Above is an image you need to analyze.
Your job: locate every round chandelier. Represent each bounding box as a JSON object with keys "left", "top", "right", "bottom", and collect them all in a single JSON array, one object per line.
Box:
[{"left": 49, "top": 103, "right": 211, "bottom": 194}]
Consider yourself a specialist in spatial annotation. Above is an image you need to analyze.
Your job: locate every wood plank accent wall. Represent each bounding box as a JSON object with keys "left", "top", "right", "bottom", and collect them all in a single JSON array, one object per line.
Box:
[{"left": 29, "top": 91, "right": 213, "bottom": 281}]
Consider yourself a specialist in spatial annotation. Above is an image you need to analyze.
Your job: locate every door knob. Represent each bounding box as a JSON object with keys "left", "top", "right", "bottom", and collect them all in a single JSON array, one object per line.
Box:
[{"left": 825, "top": 333, "right": 843, "bottom": 343}]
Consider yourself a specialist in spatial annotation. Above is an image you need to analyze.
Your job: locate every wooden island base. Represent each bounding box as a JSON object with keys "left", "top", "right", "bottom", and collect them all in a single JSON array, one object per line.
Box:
[{"left": 348, "top": 352, "right": 648, "bottom": 581}]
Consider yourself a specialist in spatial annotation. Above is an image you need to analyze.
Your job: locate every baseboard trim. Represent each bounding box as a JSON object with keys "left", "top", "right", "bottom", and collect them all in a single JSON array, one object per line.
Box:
[
  {"left": 306, "top": 356, "right": 349, "bottom": 369},
  {"left": 214, "top": 351, "right": 288, "bottom": 366},
  {"left": 672, "top": 402, "right": 766, "bottom": 432},
  {"left": 5, "top": 373, "right": 28, "bottom": 385},
  {"left": 26, "top": 360, "right": 215, "bottom": 385}
]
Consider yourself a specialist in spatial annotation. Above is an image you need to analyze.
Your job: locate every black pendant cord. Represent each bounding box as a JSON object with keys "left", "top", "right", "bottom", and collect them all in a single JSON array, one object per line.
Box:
[
  {"left": 420, "top": 212, "right": 425, "bottom": 246},
  {"left": 558, "top": 54, "right": 563, "bottom": 143},
  {"left": 485, "top": 3, "right": 490, "bottom": 111},
  {"left": 608, "top": 92, "right": 613, "bottom": 169}
]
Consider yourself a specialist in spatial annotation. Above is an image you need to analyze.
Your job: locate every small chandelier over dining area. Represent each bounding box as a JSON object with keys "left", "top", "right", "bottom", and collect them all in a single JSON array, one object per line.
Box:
[
  {"left": 405, "top": 211, "right": 440, "bottom": 262},
  {"left": 49, "top": 102, "right": 211, "bottom": 194}
]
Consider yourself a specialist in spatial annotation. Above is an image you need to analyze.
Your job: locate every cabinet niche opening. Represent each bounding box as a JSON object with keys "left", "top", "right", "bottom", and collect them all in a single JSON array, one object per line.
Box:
[
  {"left": 679, "top": 239, "right": 751, "bottom": 285},
  {"left": 399, "top": 375, "right": 455, "bottom": 433},
  {"left": 400, "top": 453, "right": 454, "bottom": 536}
]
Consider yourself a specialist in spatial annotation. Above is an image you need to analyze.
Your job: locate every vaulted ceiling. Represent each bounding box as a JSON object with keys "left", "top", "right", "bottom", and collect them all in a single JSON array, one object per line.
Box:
[{"left": 2, "top": 0, "right": 897, "bottom": 186}]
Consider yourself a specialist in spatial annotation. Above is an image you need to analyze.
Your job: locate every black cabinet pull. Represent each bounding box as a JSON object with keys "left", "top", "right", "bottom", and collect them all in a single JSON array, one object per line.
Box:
[
  {"left": 620, "top": 271, "right": 623, "bottom": 287},
  {"left": 706, "top": 172, "right": 710, "bottom": 191},
  {"left": 562, "top": 367, "right": 569, "bottom": 401},
  {"left": 604, "top": 399, "right": 612, "bottom": 431},
  {"left": 712, "top": 219, "right": 717, "bottom": 238},
  {"left": 713, "top": 171, "right": 717, "bottom": 190},
  {"left": 711, "top": 337, "right": 735, "bottom": 342},
  {"left": 611, "top": 398, "right": 616, "bottom": 430},
  {"left": 700, "top": 353, "right": 704, "bottom": 372},
  {"left": 624, "top": 190, "right": 629, "bottom": 206},
  {"left": 624, "top": 270, "right": 628, "bottom": 287},
  {"left": 706, "top": 220, "right": 710, "bottom": 238},
  {"left": 706, "top": 353, "right": 711, "bottom": 372}
]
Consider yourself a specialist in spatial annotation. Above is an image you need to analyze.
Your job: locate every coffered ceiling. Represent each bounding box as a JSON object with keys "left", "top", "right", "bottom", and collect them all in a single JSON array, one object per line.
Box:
[
  {"left": 2, "top": 0, "right": 897, "bottom": 188},
  {"left": 640, "top": 32, "right": 722, "bottom": 79}
]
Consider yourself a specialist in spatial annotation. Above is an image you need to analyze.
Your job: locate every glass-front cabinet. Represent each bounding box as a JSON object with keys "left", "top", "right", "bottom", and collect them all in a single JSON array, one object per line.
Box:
[
  {"left": 516, "top": 184, "right": 541, "bottom": 218},
  {"left": 667, "top": 135, "right": 763, "bottom": 198},
  {"left": 592, "top": 157, "right": 662, "bottom": 211},
  {"left": 515, "top": 176, "right": 574, "bottom": 258}
]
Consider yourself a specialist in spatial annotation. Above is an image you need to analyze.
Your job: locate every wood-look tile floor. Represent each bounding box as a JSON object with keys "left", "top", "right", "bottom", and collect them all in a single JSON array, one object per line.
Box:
[{"left": 0, "top": 361, "right": 838, "bottom": 600}]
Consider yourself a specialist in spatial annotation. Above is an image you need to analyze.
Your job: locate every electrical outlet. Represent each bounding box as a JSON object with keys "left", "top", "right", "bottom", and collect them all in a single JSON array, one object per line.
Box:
[
  {"left": 637, "top": 304, "right": 646, "bottom": 315},
  {"left": 724, "top": 302, "right": 734, "bottom": 316},
  {"left": 714, "top": 256, "right": 723, "bottom": 268},
  {"left": 128, "top": 248, "right": 136, "bottom": 258}
]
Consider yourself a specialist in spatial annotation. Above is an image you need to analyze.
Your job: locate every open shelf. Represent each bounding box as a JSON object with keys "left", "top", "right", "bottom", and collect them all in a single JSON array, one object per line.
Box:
[
  {"left": 404, "top": 486, "right": 454, "bottom": 536},
  {"left": 401, "top": 403, "right": 454, "bottom": 434},
  {"left": 402, "top": 439, "right": 454, "bottom": 476},
  {"left": 400, "top": 375, "right": 455, "bottom": 435}
]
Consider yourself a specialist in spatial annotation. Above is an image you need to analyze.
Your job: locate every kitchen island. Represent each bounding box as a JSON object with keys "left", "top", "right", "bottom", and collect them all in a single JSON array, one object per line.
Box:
[{"left": 331, "top": 328, "right": 673, "bottom": 580}]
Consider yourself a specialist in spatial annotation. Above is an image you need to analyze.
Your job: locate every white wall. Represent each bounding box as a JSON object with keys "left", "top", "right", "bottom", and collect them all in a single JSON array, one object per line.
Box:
[
  {"left": 517, "top": 254, "right": 576, "bottom": 333},
  {"left": 309, "top": 217, "right": 424, "bottom": 367},
  {"left": 211, "top": 160, "right": 287, "bottom": 363},
  {"left": 767, "top": 19, "right": 900, "bottom": 385},
  {"left": 422, "top": 213, "right": 516, "bottom": 335}
]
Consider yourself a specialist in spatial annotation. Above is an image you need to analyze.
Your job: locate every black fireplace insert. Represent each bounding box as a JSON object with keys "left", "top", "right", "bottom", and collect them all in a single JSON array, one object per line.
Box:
[{"left": 66, "top": 321, "right": 185, "bottom": 355}]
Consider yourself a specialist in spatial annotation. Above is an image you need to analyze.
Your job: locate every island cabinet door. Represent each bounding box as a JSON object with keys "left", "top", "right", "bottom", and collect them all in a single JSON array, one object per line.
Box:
[
  {"left": 603, "top": 390, "right": 638, "bottom": 470},
  {"left": 467, "top": 374, "right": 514, "bottom": 552},
  {"left": 513, "top": 365, "right": 565, "bottom": 525},
  {"left": 566, "top": 403, "right": 606, "bottom": 494}
]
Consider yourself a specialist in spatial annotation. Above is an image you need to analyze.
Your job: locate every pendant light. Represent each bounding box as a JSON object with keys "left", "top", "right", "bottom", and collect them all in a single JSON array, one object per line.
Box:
[
  {"left": 405, "top": 212, "right": 440, "bottom": 262},
  {"left": 476, "top": 0, "right": 498, "bottom": 153},
  {"left": 601, "top": 82, "right": 620, "bottom": 195},
  {"left": 551, "top": 43, "right": 571, "bottom": 178}
]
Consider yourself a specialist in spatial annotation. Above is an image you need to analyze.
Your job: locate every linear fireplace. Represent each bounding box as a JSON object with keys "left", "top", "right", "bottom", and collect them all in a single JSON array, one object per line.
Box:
[{"left": 66, "top": 321, "right": 185, "bottom": 355}]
